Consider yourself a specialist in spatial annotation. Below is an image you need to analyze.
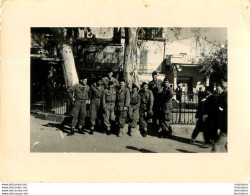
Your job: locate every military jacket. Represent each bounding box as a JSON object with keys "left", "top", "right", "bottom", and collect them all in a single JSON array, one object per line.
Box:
[
  {"left": 139, "top": 89, "right": 154, "bottom": 110},
  {"left": 89, "top": 84, "right": 104, "bottom": 99},
  {"left": 130, "top": 92, "right": 141, "bottom": 110},
  {"left": 67, "top": 84, "right": 90, "bottom": 101},
  {"left": 102, "top": 87, "right": 117, "bottom": 109},
  {"left": 148, "top": 79, "right": 163, "bottom": 97},
  {"left": 116, "top": 87, "right": 130, "bottom": 110},
  {"left": 159, "top": 87, "right": 174, "bottom": 113}
]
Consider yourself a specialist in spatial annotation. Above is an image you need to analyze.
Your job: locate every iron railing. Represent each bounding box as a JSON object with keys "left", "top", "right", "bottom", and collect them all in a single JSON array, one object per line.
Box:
[{"left": 31, "top": 87, "right": 199, "bottom": 124}]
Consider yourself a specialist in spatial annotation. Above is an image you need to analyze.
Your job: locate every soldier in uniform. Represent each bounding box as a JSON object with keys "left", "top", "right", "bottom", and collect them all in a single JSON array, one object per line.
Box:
[
  {"left": 67, "top": 77, "right": 90, "bottom": 136},
  {"left": 102, "top": 81, "right": 116, "bottom": 135},
  {"left": 139, "top": 82, "right": 154, "bottom": 137},
  {"left": 89, "top": 77, "right": 105, "bottom": 135},
  {"left": 148, "top": 71, "right": 163, "bottom": 129},
  {"left": 128, "top": 84, "right": 141, "bottom": 136},
  {"left": 158, "top": 78, "right": 174, "bottom": 138},
  {"left": 116, "top": 79, "right": 130, "bottom": 137},
  {"left": 102, "top": 70, "right": 119, "bottom": 89}
]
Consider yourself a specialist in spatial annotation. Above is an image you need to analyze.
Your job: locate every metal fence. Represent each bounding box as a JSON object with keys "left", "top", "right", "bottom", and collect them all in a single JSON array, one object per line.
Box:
[{"left": 31, "top": 87, "right": 198, "bottom": 125}]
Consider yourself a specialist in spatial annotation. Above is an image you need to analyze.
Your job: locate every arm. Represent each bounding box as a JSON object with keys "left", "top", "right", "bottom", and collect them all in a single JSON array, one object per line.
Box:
[
  {"left": 124, "top": 88, "right": 130, "bottom": 108},
  {"left": 149, "top": 90, "right": 154, "bottom": 111},
  {"left": 67, "top": 85, "right": 75, "bottom": 101}
]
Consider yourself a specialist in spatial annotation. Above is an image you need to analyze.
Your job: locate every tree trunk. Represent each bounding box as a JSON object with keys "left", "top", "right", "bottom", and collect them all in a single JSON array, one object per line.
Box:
[
  {"left": 52, "top": 28, "right": 79, "bottom": 87},
  {"left": 123, "top": 28, "right": 139, "bottom": 89},
  {"left": 59, "top": 43, "right": 79, "bottom": 87}
]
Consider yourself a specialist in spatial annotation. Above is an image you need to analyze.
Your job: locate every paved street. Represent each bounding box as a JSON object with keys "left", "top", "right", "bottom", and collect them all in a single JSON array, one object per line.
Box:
[{"left": 30, "top": 115, "right": 211, "bottom": 153}]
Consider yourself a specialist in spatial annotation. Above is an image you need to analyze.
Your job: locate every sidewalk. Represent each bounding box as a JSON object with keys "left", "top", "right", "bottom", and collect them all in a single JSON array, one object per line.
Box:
[{"left": 30, "top": 115, "right": 211, "bottom": 153}]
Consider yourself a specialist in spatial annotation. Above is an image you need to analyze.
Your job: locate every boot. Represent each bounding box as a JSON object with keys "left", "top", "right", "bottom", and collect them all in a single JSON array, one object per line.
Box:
[
  {"left": 117, "top": 128, "right": 122, "bottom": 137},
  {"left": 78, "top": 126, "right": 85, "bottom": 134},
  {"left": 130, "top": 127, "right": 135, "bottom": 136},
  {"left": 68, "top": 128, "right": 75, "bottom": 136},
  {"left": 89, "top": 126, "right": 94, "bottom": 135},
  {"left": 142, "top": 127, "right": 147, "bottom": 137},
  {"left": 106, "top": 127, "right": 111, "bottom": 135}
]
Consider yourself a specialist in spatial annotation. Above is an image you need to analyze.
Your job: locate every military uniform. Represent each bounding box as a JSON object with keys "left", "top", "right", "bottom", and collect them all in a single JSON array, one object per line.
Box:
[
  {"left": 148, "top": 79, "right": 162, "bottom": 126},
  {"left": 89, "top": 83, "right": 105, "bottom": 132},
  {"left": 67, "top": 84, "right": 90, "bottom": 132},
  {"left": 159, "top": 86, "right": 174, "bottom": 137},
  {"left": 129, "top": 91, "right": 141, "bottom": 136},
  {"left": 102, "top": 77, "right": 119, "bottom": 89},
  {"left": 116, "top": 86, "right": 130, "bottom": 136},
  {"left": 139, "top": 89, "right": 154, "bottom": 133},
  {"left": 102, "top": 87, "right": 117, "bottom": 132}
]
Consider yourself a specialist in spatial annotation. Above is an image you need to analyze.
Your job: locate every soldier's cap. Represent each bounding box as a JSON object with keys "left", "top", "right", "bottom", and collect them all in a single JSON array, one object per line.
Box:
[
  {"left": 108, "top": 81, "right": 114, "bottom": 86},
  {"left": 132, "top": 83, "right": 140, "bottom": 90},
  {"left": 152, "top": 71, "right": 158, "bottom": 76},
  {"left": 96, "top": 76, "right": 102, "bottom": 82},
  {"left": 141, "top": 82, "right": 148, "bottom": 87},
  {"left": 119, "top": 78, "right": 126, "bottom": 83},
  {"left": 163, "top": 77, "right": 169, "bottom": 82}
]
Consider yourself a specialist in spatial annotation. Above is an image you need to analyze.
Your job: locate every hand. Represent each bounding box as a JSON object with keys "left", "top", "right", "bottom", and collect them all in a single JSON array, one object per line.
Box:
[{"left": 202, "top": 114, "right": 208, "bottom": 122}]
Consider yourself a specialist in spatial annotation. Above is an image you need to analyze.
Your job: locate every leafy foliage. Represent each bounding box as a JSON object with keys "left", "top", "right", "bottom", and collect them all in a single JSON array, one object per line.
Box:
[{"left": 198, "top": 43, "right": 227, "bottom": 83}]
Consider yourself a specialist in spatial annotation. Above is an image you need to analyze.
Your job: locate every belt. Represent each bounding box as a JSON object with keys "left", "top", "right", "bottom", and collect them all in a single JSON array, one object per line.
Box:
[{"left": 75, "top": 99, "right": 87, "bottom": 102}]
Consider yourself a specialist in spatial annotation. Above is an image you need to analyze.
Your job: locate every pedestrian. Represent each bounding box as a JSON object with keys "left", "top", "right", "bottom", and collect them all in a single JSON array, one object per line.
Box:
[
  {"left": 139, "top": 82, "right": 154, "bottom": 137},
  {"left": 189, "top": 94, "right": 206, "bottom": 143},
  {"left": 201, "top": 86, "right": 219, "bottom": 147},
  {"left": 89, "top": 77, "right": 105, "bottom": 135},
  {"left": 128, "top": 83, "right": 141, "bottom": 136},
  {"left": 175, "top": 85, "right": 182, "bottom": 103},
  {"left": 148, "top": 71, "right": 162, "bottom": 129},
  {"left": 212, "top": 77, "right": 227, "bottom": 152},
  {"left": 116, "top": 79, "right": 130, "bottom": 137},
  {"left": 67, "top": 77, "right": 90, "bottom": 136},
  {"left": 102, "top": 81, "right": 116, "bottom": 135},
  {"left": 158, "top": 78, "right": 174, "bottom": 138},
  {"left": 102, "top": 70, "right": 119, "bottom": 89},
  {"left": 197, "top": 87, "right": 204, "bottom": 103}
]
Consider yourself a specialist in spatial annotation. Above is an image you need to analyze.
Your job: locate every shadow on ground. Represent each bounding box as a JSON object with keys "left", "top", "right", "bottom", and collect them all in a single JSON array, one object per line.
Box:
[
  {"left": 126, "top": 146, "right": 157, "bottom": 153},
  {"left": 175, "top": 149, "right": 197, "bottom": 153}
]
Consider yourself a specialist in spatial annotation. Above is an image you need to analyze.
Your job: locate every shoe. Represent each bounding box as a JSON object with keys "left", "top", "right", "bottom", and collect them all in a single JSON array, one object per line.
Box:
[
  {"left": 89, "top": 127, "right": 94, "bottom": 135},
  {"left": 142, "top": 131, "right": 147, "bottom": 137},
  {"left": 67, "top": 128, "right": 75, "bottom": 136},
  {"left": 78, "top": 128, "right": 85, "bottom": 134},
  {"left": 189, "top": 139, "right": 196, "bottom": 144},
  {"left": 158, "top": 131, "right": 163, "bottom": 138},
  {"left": 106, "top": 130, "right": 111, "bottom": 135},
  {"left": 117, "top": 131, "right": 122, "bottom": 137}
]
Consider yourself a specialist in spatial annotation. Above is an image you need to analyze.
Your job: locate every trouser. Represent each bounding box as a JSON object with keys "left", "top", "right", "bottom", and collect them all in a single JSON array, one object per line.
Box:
[
  {"left": 90, "top": 98, "right": 101, "bottom": 127},
  {"left": 129, "top": 107, "right": 139, "bottom": 128},
  {"left": 212, "top": 132, "right": 227, "bottom": 152},
  {"left": 159, "top": 111, "right": 172, "bottom": 132},
  {"left": 191, "top": 118, "right": 205, "bottom": 139},
  {"left": 139, "top": 107, "right": 148, "bottom": 130},
  {"left": 203, "top": 119, "right": 219, "bottom": 144},
  {"left": 118, "top": 110, "right": 128, "bottom": 129},
  {"left": 152, "top": 98, "right": 160, "bottom": 125},
  {"left": 71, "top": 100, "right": 87, "bottom": 128},
  {"left": 103, "top": 102, "right": 115, "bottom": 129}
]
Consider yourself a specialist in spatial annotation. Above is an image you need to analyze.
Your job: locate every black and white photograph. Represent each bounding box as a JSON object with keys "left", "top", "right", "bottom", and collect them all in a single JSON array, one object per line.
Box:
[{"left": 30, "top": 27, "right": 228, "bottom": 153}]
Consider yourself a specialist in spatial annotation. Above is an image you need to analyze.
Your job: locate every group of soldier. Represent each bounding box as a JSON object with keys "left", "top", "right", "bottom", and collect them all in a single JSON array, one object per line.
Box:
[
  {"left": 67, "top": 71, "right": 174, "bottom": 138},
  {"left": 66, "top": 69, "right": 228, "bottom": 152}
]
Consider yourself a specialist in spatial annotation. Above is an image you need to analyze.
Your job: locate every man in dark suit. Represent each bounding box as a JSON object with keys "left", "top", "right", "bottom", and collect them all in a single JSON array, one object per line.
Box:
[
  {"left": 212, "top": 77, "right": 228, "bottom": 152},
  {"left": 202, "top": 86, "right": 219, "bottom": 147}
]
